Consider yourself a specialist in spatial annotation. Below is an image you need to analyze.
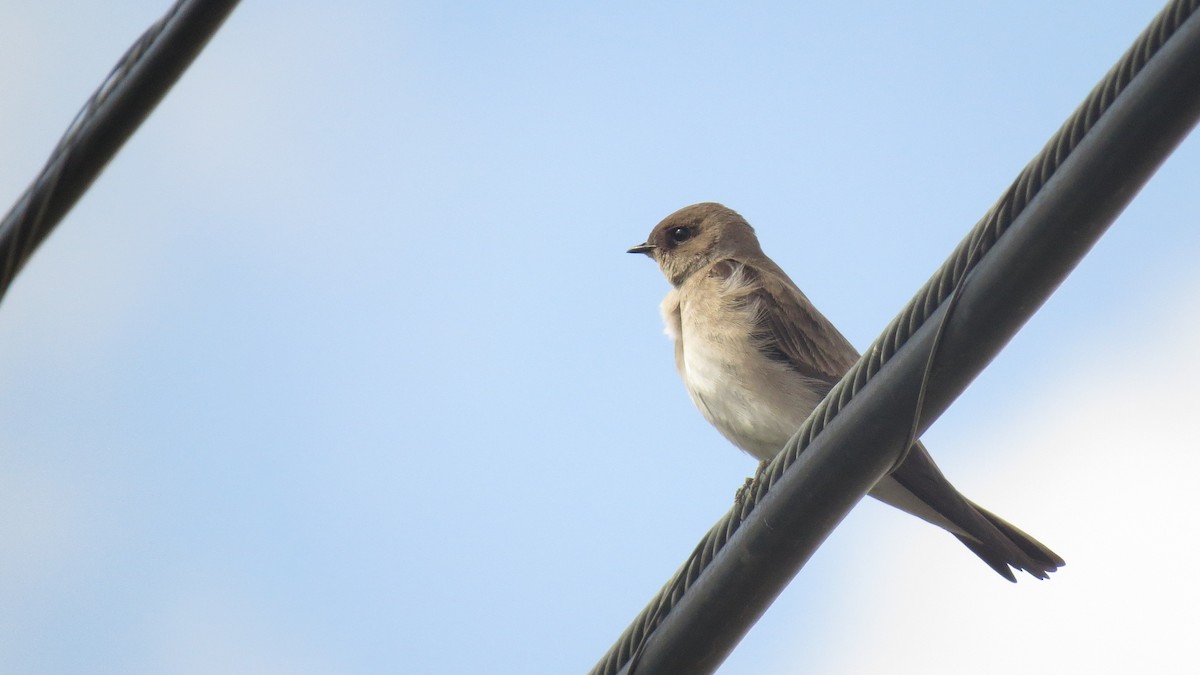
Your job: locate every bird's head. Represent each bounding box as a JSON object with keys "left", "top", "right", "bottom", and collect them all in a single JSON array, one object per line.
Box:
[{"left": 628, "top": 202, "right": 762, "bottom": 287}]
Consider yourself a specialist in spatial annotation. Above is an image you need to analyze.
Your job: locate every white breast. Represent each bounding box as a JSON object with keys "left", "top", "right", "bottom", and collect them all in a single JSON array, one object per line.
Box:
[{"left": 660, "top": 283, "right": 823, "bottom": 461}]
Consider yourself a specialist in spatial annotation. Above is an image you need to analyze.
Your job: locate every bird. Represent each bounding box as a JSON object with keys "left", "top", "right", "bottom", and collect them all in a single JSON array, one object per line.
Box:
[{"left": 628, "top": 202, "right": 1063, "bottom": 581}]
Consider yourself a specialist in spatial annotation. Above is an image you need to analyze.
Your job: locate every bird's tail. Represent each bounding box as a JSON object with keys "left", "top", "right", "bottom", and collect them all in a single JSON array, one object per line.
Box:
[
  {"left": 878, "top": 441, "right": 1064, "bottom": 582},
  {"left": 954, "top": 503, "right": 1065, "bottom": 581}
]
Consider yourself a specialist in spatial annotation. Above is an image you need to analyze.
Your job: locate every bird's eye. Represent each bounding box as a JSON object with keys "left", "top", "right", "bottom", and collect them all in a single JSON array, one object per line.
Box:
[{"left": 669, "top": 226, "right": 692, "bottom": 243}]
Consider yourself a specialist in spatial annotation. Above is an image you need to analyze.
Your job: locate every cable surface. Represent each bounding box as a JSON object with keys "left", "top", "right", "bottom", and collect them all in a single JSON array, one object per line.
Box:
[{"left": 592, "top": 1, "right": 1200, "bottom": 673}]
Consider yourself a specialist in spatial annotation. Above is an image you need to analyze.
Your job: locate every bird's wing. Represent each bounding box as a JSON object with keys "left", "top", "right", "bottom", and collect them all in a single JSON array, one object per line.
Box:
[
  {"left": 703, "top": 260, "right": 1062, "bottom": 579},
  {"left": 708, "top": 258, "right": 859, "bottom": 387}
]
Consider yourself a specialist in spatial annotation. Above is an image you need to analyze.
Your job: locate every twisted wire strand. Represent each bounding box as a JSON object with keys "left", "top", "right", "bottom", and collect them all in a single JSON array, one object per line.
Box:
[
  {"left": 0, "top": 0, "right": 238, "bottom": 304},
  {"left": 592, "top": 1, "right": 1199, "bottom": 672},
  {"left": 0, "top": 7, "right": 172, "bottom": 297}
]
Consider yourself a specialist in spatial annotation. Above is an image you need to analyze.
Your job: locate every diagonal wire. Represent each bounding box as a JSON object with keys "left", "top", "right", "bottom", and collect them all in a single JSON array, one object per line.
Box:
[
  {"left": 0, "top": 0, "right": 240, "bottom": 306},
  {"left": 591, "top": 0, "right": 1200, "bottom": 673}
]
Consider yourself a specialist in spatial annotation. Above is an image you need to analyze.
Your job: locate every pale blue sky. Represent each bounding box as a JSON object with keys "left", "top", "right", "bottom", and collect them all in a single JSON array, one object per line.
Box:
[{"left": 1, "top": 2, "right": 1198, "bottom": 673}]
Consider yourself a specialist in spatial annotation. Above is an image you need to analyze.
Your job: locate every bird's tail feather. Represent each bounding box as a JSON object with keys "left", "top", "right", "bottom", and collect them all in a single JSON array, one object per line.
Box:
[
  {"left": 960, "top": 502, "right": 1065, "bottom": 581},
  {"left": 885, "top": 442, "right": 1064, "bottom": 581}
]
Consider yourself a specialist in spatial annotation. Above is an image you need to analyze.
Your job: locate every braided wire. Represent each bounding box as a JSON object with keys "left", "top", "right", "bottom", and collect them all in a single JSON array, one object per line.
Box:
[
  {"left": 591, "top": 1, "right": 1200, "bottom": 673},
  {"left": 0, "top": 0, "right": 238, "bottom": 304}
]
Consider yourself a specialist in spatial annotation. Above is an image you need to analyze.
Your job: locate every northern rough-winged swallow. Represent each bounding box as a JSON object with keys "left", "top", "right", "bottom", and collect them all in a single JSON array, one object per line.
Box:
[{"left": 629, "top": 202, "right": 1063, "bottom": 581}]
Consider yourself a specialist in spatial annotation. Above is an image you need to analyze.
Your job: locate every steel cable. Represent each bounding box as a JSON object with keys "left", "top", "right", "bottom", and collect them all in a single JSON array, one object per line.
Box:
[
  {"left": 0, "top": 0, "right": 240, "bottom": 305},
  {"left": 591, "top": 0, "right": 1200, "bottom": 673}
]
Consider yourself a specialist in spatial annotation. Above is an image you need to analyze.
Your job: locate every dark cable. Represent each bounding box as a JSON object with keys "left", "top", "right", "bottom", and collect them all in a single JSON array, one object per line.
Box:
[
  {"left": 592, "top": 0, "right": 1200, "bottom": 672},
  {"left": 0, "top": 0, "right": 240, "bottom": 305}
]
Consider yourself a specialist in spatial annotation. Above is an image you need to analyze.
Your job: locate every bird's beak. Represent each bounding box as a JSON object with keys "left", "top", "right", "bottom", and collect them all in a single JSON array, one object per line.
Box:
[{"left": 627, "top": 242, "right": 656, "bottom": 256}]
